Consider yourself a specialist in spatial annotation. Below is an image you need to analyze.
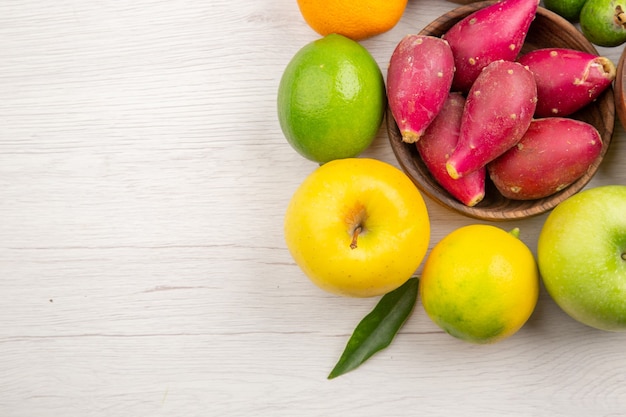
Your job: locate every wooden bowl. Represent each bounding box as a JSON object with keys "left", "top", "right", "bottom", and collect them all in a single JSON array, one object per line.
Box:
[
  {"left": 387, "top": 3, "right": 615, "bottom": 221},
  {"left": 615, "top": 47, "right": 626, "bottom": 130}
]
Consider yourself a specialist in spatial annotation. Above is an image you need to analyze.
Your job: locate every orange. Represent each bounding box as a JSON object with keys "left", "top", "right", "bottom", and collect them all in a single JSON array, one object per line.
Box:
[
  {"left": 419, "top": 225, "right": 539, "bottom": 344},
  {"left": 296, "top": 0, "right": 408, "bottom": 41}
]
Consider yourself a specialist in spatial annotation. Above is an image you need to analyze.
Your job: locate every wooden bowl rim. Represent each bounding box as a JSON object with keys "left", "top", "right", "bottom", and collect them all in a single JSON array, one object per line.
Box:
[
  {"left": 615, "top": 47, "right": 626, "bottom": 130},
  {"left": 387, "top": 3, "right": 616, "bottom": 221}
]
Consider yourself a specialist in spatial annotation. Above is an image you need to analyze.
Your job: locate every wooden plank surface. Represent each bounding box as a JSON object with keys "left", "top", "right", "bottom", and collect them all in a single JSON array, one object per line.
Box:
[{"left": 1, "top": 1, "right": 626, "bottom": 416}]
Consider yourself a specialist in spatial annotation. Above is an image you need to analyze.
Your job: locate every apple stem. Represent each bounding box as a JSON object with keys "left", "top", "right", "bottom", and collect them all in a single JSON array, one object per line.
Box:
[{"left": 350, "top": 226, "right": 362, "bottom": 249}]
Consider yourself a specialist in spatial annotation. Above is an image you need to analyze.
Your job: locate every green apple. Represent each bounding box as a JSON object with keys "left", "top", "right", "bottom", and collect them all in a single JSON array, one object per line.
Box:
[{"left": 537, "top": 185, "right": 626, "bottom": 331}]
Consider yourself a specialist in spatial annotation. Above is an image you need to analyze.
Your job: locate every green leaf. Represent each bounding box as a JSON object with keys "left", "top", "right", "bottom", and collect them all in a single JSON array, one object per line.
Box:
[
  {"left": 327, "top": 277, "right": 419, "bottom": 380},
  {"left": 508, "top": 227, "right": 520, "bottom": 239}
]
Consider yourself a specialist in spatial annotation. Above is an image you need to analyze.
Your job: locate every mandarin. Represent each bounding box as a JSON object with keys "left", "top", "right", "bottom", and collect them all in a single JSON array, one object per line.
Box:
[{"left": 296, "top": 0, "right": 408, "bottom": 41}]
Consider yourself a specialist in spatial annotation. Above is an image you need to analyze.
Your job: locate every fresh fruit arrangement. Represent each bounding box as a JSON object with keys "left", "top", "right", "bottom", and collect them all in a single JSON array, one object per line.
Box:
[
  {"left": 390, "top": 4, "right": 616, "bottom": 222},
  {"left": 277, "top": 0, "right": 626, "bottom": 379},
  {"left": 545, "top": 0, "right": 626, "bottom": 47},
  {"left": 387, "top": 0, "right": 615, "bottom": 206}
]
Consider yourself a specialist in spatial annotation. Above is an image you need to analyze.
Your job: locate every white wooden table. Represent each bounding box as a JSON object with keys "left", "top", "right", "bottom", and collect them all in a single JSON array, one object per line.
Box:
[{"left": 1, "top": 1, "right": 625, "bottom": 416}]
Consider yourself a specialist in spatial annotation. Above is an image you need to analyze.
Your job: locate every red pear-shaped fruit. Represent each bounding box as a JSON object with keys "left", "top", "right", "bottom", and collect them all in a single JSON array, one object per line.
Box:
[{"left": 387, "top": 35, "right": 455, "bottom": 143}]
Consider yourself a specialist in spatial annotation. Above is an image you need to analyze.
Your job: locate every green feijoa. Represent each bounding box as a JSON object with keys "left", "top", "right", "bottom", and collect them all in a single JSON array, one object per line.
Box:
[
  {"left": 580, "top": 0, "right": 626, "bottom": 47},
  {"left": 544, "top": 0, "right": 587, "bottom": 21}
]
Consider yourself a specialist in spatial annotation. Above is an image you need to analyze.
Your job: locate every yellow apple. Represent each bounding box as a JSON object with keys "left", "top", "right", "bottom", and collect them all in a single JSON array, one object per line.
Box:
[{"left": 284, "top": 158, "right": 430, "bottom": 297}]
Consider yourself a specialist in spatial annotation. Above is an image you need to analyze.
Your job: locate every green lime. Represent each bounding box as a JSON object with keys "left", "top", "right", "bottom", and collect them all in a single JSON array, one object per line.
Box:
[
  {"left": 580, "top": 0, "right": 626, "bottom": 47},
  {"left": 277, "top": 34, "right": 386, "bottom": 164},
  {"left": 544, "top": 0, "right": 587, "bottom": 21}
]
